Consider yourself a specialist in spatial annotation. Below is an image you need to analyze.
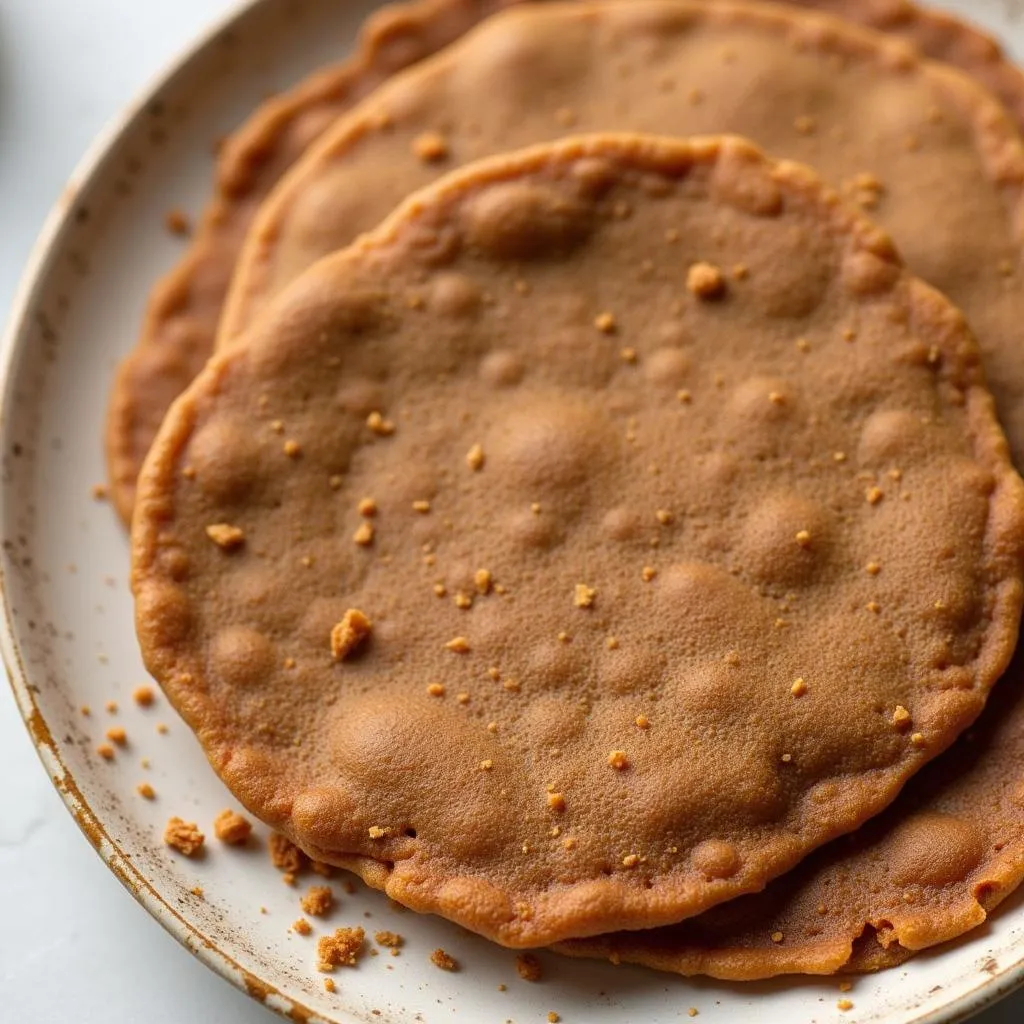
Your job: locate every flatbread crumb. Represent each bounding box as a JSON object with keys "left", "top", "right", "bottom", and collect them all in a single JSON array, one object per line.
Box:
[
  {"left": 132, "top": 685, "right": 156, "bottom": 706},
  {"left": 106, "top": 725, "right": 127, "bottom": 746},
  {"left": 412, "top": 131, "right": 449, "bottom": 162},
  {"left": 516, "top": 953, "right": 542, "bottom": 981},
  {"left": 331, "top": 609, "right": 372, "bottom": 660},
  {"left": 687, "top": 261, "right": 725, "bottom": 298},
  {"left": 318, "top": 927, "right": 365, "bottom": 970},
  {"left": 164, "top": 209, "right": 191, "bottom": 236},
  {"left": 213, "top": 808, "right": 252, "bottom": 845},
  {"left": 431, "top": 948, "right": 458, "bottom": 971},
  {"left": 300, "top": 885, "right": 334, "bottom": 916},
  {"left": 205, "top": 523, "right": 245, "bottom": 549},
  {"left": 164, "top": 817, "right": 204, "bottom": 857},
  {"left": 366, "top": 411, "right": 395, "bottom": 436}
]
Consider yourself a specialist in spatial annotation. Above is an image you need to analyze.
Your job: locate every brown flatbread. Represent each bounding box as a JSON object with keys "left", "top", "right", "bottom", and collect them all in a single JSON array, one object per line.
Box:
[
  {"left": 104, "top": 0, "right": 523, "bottom": 525},
  {"left": 220, "top": 0, "right": 1024, "bottom": 475},
  {"left": 131, "top": 134, "right": 1024, "bottom": 948},
  {"left": 105, "top": 0, "right": 1024, "bottom": 524}
]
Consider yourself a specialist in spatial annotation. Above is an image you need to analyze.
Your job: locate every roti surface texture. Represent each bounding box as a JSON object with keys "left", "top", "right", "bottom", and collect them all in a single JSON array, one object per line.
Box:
[
  {"left": 132, "top": 134, "right": 1024, "bottom": 948},
  {"left": 559, "top": 659, "right": 1024, "bottom": 976},
  {"left": 104, "top": 0, "right": 523, "bottom": 525},
  {"left": 221, "top": 0, "right": 1024, "bottom": 474},
  {"left": 104, "top": 0, "right": 1024, "bottom": 524}
]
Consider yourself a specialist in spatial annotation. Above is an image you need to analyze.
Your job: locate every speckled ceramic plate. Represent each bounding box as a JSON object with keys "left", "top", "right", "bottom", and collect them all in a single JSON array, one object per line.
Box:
[{"left": 5, "top": 0, "right": 1024, "bottom": 1021}]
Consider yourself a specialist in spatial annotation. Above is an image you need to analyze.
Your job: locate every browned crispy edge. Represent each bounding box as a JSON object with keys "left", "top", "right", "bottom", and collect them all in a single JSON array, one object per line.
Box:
[
  {"left": 105, "top": 0, "right": 527, "bottom": 526},
  {"left": 554, "top": 823, "right": 1024, "bottom": 978},
  {"left": 132, "top": 132, "right": 1024, "bottom": 948}
]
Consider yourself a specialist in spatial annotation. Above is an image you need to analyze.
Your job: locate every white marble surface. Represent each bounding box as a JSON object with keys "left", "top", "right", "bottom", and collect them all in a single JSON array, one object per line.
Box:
[{"left": 1, "top": 1, "right": 1023, "bottom": 1021}]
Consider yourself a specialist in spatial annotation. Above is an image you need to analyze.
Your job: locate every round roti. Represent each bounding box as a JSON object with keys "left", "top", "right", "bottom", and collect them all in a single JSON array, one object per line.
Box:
[
  {"left": 104, "top": 0, "right": 1024, "bottom": 523},
  {"left": 220, "top": 0, "right": 1024, "bottom": 476},
  {"left": 132, "top": 134, "right": 1024, "bottom": 947}
]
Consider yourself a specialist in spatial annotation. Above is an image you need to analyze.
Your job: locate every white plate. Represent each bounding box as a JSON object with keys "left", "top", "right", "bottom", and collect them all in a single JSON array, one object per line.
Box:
[{"left": 4, "top": 0, "right": 1024, "bottom": 1021}]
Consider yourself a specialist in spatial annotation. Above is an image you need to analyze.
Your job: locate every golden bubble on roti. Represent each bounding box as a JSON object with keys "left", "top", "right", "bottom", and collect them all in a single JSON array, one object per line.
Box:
[{"left": 132, "top": 134, "right": 1024, "bottom": 948}]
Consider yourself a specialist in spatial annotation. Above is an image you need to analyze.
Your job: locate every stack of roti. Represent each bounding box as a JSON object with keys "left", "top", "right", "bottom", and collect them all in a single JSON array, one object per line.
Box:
[{"left": 115, "top": 0, "right": 1024, "bottom": 978}]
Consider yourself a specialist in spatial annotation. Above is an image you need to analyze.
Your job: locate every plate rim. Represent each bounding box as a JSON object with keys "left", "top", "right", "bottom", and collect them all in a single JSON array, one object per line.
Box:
[
  {"left": 0, "top": 0, "right": 329, "bottom": 1019},
  {"left": 1, "top": 0, "right": 1024, "bottom": 1021}
]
